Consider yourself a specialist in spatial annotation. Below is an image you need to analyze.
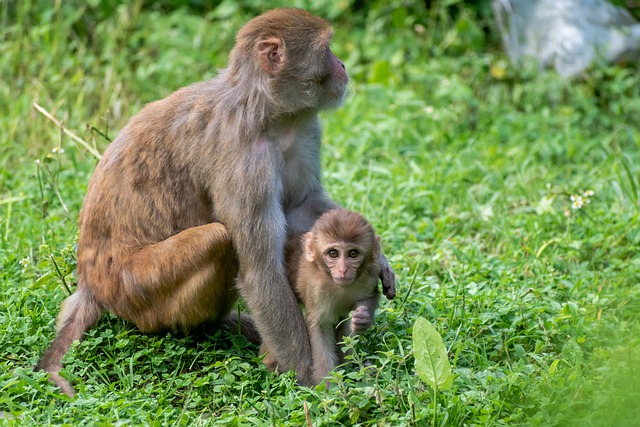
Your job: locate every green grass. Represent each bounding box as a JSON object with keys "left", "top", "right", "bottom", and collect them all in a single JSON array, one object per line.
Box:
[{"left": 2, "top": 1, "right": 640, "bottom": 425}]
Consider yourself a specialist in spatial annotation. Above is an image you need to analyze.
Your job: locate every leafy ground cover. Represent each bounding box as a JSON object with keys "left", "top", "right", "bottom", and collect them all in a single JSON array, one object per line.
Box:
[{"left": 1, "top": 1, "right": 639, "bottom": 425}]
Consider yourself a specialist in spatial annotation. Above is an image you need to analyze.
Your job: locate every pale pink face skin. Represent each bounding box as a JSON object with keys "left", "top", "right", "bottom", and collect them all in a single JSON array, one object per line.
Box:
[
  {"left": 329, "top": 52, "right": 349, "bottom": 105},
  {"left": 330, "top": 52, "right": 348, "bottom": 84},
  {"left": 310, "top": 49, "right": 349, "bottom": 109},
  {"left": 321, "top": 241, "right": 365, "bottom": 287}
]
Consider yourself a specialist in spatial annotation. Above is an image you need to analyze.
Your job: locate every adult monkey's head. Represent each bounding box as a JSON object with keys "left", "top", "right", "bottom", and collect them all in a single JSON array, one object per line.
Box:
[{"left": 230, "top": 8, "right": 349, "bottom": 113}]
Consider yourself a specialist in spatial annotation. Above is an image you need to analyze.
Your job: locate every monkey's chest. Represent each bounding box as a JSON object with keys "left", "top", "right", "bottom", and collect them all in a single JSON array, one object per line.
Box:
[
  {"left": 282, "top": 165, "right": 306, "bottom": 203},
  {"left": 317, "top": 287, "right": 374, "bottom": 323},
  {"left": 281, "top": 154, "right": 317, "bottom": 209}
]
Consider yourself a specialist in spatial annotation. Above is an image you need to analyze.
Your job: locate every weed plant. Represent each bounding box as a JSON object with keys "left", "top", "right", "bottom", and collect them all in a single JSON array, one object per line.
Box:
[{"left": 1, "top": 1, "right": 639, "bottom": 425}]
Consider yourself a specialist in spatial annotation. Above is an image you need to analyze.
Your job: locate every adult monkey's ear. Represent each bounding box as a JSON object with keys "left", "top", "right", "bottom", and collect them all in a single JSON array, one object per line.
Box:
[{"left": 257, "top": 37, "right": 285, "bottom": 73}]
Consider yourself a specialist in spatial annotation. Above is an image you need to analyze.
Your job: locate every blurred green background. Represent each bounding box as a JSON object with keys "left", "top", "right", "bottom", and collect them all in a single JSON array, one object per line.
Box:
[{"left": 1, "top": 1, "right": 639, "bottom": 425}]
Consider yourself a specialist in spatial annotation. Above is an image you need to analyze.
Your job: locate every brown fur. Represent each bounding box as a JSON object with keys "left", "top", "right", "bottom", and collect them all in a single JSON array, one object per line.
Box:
[
  {"left": 37, "top": 8, "right": 342, "bottom": 396},
  {"left": 261, "top": 209, "right": 381, "bottom": 384},
  {"left": 37, "top": 8, "right": 394, "bottom": 397}
]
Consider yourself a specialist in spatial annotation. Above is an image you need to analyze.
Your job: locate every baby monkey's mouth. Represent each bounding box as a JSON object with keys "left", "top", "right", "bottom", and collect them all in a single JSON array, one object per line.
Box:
[{"left": 333, "top": 277, "right": 355, "bottom": 287}]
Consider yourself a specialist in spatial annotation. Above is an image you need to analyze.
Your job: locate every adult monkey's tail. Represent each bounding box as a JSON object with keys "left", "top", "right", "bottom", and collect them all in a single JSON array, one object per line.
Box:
[{"left": 36, "top": 287, "right": 103, "bottom": 397}]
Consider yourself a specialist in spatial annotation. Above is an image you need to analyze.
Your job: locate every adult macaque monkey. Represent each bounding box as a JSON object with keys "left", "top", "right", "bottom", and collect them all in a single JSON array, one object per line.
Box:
[
  {"left": 260, "top": 209, "right": 381, "bottom": 384},
  {"left": 37, "top": 8, "right": 395, "bottom": 397}
]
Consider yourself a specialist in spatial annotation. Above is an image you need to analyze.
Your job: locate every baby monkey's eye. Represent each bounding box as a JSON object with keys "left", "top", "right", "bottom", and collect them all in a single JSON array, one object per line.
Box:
[
  {"left": 347, "top": 250, "right": 359, "bottom": 258},
  {"left": 327, "top": 249, "right": 339, "bottom": 258}
]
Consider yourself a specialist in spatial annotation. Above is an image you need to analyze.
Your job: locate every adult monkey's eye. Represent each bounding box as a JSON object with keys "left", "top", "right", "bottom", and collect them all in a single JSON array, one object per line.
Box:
[
  {"left": 327, "top": 249, "right": 339, "bottom": 258},
  {"left": 348, "top": 250, "right": 359, "bottom": 258}
]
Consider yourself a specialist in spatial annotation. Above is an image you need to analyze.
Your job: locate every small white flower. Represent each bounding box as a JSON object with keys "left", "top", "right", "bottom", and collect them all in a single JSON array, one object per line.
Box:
[
  {"left": 52, "top": 147, "right": 65, "bottom": 154},
  {"left": 570, "top": 195, "right": 584, "bottom": 210}
]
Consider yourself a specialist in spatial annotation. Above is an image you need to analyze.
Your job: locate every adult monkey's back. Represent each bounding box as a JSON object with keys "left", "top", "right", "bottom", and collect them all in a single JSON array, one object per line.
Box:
[{"left": 37, "top": 8, "right": 396, "bottom": 397}]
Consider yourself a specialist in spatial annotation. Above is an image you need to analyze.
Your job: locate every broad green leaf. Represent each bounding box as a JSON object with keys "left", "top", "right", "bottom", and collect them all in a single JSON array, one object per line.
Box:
[{"left": 413, "top": 317, "right": 453, "bottom": 390}]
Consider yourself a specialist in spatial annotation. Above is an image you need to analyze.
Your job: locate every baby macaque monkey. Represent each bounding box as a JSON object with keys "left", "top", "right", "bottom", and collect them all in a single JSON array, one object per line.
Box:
[{"left": 261, "top": 209, "right": 381, "bottom": 384}]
